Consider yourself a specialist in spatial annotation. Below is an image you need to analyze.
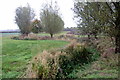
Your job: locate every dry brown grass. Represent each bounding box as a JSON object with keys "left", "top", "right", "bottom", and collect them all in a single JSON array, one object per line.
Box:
[
  {"left": 91, "top": 53, "right": 118, "bottom": 70},
  {"left": 24, "top": 49, "right": 67, "bottom": 78},
  {"left": 87, "top": 36, "right": 119, "bottom": 70},
  {"left": 86, "top": 36, "right": 116, "bottom": 58},
  {"left": 23, "top": 41, "right": 94, "bottom": 79},
  {"left": 57, "top": 34, "right": 77, "bottom": 42}
]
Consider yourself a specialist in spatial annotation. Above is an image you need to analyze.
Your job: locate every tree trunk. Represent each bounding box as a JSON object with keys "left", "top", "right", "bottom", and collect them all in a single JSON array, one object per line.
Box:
[
  {"left": 88, "top": 34, "right": 90, "bottom": 39},
  {"left": 115, "top": 35, "right": 120, "bottom": 53},
  {"left": 94, "top": 34, "right": 98, "bottom": 39},
  {"left": 50, "top": 34, "right": 53, "bottom": 38},
  {"left": 113, "top": 2, "right": 120, "bottom": 54},
  {"left": 115, "top": 14, "right": 120, "bottom": 53},
  {"left": 115, "top": 19, "right": 120, "bottom": 53}
]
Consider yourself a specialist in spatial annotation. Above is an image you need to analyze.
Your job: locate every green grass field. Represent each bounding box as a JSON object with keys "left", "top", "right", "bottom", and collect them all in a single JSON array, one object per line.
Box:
[
  {"left": 1, "top": 32, "right": 118, "bottom": 79},
  {"left": 2, "top": 34, "right": 69, "bottom": 78}
]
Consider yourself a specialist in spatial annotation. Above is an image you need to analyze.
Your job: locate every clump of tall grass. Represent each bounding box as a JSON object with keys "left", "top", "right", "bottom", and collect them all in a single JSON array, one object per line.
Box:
[
  {"left": 25, "top": 41, "right": 99, "bottom": 79},
  {"left": 25, "top": 50, "right": 67, "bottom": 78},
  {"left": 92, "top": 53, "right": 118, "bottom": 70},
  {"left": 11, "top": 34, "right": 53, "bottom": 40},
  {"left": 11, "top": 34, "right": 38, "bottom": 40}
]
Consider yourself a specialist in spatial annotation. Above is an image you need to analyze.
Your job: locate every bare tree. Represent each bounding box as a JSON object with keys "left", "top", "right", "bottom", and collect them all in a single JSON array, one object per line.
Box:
[
  {"left": 40, "top": 2, "right": 64, "bottom": 38},
  {"left": 15, "top": 4, "right": 35, "bottom": 35}
]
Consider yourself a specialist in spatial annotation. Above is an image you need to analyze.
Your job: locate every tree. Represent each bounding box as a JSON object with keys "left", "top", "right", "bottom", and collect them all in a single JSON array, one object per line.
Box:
[
  {"left": 111, "top": 2, "right": 120, "bottom": 53},
  {"left": 15, "top": 4, "right": 35, "bottom": 35},
  {"left": 40, "top": 2, "right": 64, "bottom": 38},
  {"left": 31, "top": 19, "right": 43, "bottom": 33},
  {"left": 73, "top": 1, "right": 120, "bottom": 53},
  {"left": 73, "top": 2, "right": 103, "bottom": 39}
]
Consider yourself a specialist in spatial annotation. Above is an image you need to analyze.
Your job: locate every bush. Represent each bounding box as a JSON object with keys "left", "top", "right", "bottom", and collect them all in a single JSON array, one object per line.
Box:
[
  {"left": 64, "top": 42, "right": 93, "bottom": 63},
  {"left": 23, "top": 37, "right": 37, "bottom": 40},
  {"left": 11, "top": 36, "right": 19, "bottom": 40},
  {"left": 11, "top": 34, "right": 52, "bottom": 40},
  {"left": 58, "top": 42, "right": 96, "bottom": 77},
  {"left": 25, "top": 42, "right": 99, "bottom": 79},
  {"left": 11, "top": 34, "right": 38, "bottom": 40},
  {"left": 91, "top": 53, "right": 118, "bottom": 71},
  {"left": 38, "top": 36, "right": 52, "bottom": 40},
  {"left": 26, "top": 50, "right": 66, "bottom": 78}
]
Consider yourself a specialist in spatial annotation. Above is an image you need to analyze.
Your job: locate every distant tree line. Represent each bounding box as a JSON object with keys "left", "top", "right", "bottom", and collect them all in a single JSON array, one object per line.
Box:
[{"left": 0, "top": 31, "right": 20, "bottom": 33}]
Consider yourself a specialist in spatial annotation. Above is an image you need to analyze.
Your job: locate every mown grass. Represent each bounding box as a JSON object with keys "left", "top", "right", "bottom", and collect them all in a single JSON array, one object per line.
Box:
[{"left": 2, "top": 36, "right": 69, "bottom": 78}]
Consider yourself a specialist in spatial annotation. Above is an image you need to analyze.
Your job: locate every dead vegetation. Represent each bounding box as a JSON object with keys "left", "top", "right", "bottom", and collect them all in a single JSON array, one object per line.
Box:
[{"left": 11, "top": 33, "right": 78, "bottom": 42}]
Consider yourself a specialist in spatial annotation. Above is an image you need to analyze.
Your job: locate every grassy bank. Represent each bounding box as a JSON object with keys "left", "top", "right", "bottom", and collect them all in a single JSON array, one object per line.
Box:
[
  {"left": 67, "top": 37, "right": 118, "bottom": 79},
  {"left": 2, "top": 37, "right": 69, "bottom": 78}
]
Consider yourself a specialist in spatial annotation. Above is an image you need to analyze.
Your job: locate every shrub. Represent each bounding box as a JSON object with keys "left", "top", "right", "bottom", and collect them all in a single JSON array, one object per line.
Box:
[
  {"left": 11, "top": 36, "right": 19, "bottom": 40},
  {"left": 38, "top": 36, "right": 52, "bottom": 40},
  {"left": 91, "top": 53, "right": 118, "bottom": 70},
  {"left": 64, "top": 42, "right": 92, "bottom": 63},
  {"left": 25, "top": 42, "right": 99, "bottom": 79},
  {"left": 58, "top": 42, "right": 96, "bottom": 77},
  {"left": 11, "top": 34, "right": 38, "bottom": 40},
  {"left": 66, "top": 31, "right": 75, "bottom": 34},
  {"left": 58, "top": 35, "right": 78, "bottom": 42},
  {"left": 11, "top": 34, "right": 53, "bottom": 40},
  {"left": 26, "top": 50, "right": 66, "bottom": 78}
]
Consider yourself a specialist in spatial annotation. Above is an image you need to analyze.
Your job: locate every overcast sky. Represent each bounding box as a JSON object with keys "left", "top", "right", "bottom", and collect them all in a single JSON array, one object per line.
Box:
[{"left": 0, "top": 0, "right": 77, "bottom": 30}]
